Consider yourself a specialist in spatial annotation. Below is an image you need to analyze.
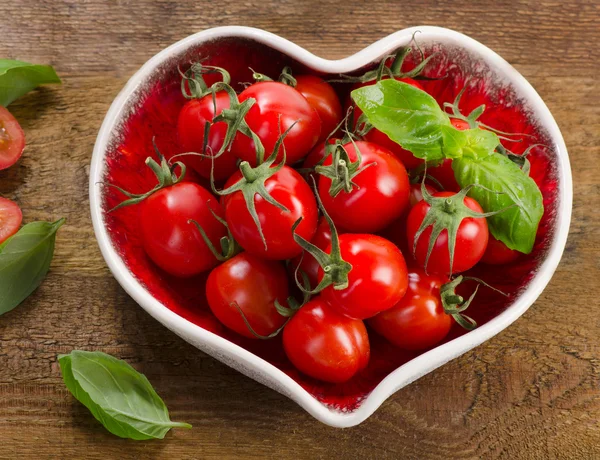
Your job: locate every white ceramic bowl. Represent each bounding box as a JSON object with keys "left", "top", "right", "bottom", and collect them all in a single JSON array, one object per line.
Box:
[{"left": 90, "top": 26, "right": 572, "bottom": 427}]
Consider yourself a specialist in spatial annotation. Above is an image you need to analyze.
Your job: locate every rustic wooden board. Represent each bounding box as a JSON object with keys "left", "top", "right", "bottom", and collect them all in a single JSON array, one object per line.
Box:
[{"left": 1, "top": 1, "right": 599, "bottom": 458}]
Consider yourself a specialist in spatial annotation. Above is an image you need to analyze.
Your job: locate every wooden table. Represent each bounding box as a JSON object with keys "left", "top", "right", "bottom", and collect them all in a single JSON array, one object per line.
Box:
[{"left": 1, "top": 1, "right": 598, "bottom": 458}]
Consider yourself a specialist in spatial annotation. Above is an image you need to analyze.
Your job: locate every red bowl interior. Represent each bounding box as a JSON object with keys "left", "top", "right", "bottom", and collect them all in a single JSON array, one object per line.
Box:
[{"left": 102, "top": 37, "right": 559, "bottom": 411}]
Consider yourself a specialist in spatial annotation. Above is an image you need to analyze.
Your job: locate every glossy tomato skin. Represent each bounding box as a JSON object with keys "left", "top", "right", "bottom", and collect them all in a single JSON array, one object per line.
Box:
[
  {"left": 177, "top": 91, "right": 239, "bottom": 181},
  {"left": 351, "top": 78, "right": 424, "bottom": 169},
  {"left": 223, "top": 165, "right": 318, "bottom": 260},
  {"left": 289, "top": 217, "right": 332, "bottom": 288},
  {"left": 283, "top": 297, "right": 370, "bottom": 383},
  {"left": 406, "top": 191, "right": 489, "bottom": 275},
  {"left": 427, "top": 118, "right": 469, "bottom": 192},
  {"left": 295, "top": 75, "right": 343, "bottom": 143},
  {"left": 206, "top": 252, "right": 289, "bottom": 339},
  {"left": 232, "top": 82, "right": 321, "bottom": 165},
  {"left": 139, "top": 182, "right": 226, "bottom": 277},
  {"left": 0, "top": 106, "right": 25, "bottom": 171},
  {"left": 320, "top": 234, "right": 409, "bottom": 320},
  {"left": 0, "top": 196, "right": 22, "bottom": 244},
  {"left": 318, "top": 141, "right": 410, "bottom": 233},
  {"left": 409, "top": 182, "right": 437, "bottom": 208},
  {"left": 369, "top": 269, "right": 452, "bottom": 350},
  {"left": 481, "top": 234, "right": 520, "bottom": 265}
]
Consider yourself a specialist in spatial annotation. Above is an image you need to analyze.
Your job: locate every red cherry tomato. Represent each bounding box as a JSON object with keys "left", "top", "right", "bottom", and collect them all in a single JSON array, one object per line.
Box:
[
  {"left": 139, "top": 182, "right": 226, "bottom": 277},
  {"left": 0, "top": 197, "right": 22, "bottom": 244},
  {"left": 369, "top": 269, "right": 452, "bottom": 350},
  {"left": 407, "top": 191, "right": 489, "bottom": 275},
  {"left": 223, "top": 165, "right": 318, "bottom": 260},
  {"left": 177, "top": 91, "right": 239, "bottom": 181},
  {"left": 289, "top": 217, "right": 332, "bottom": 288},
  {"left": 295, "top": 75, "right": 343, "bottom": 143},
  {"left": 351, "top": 78, "right": 424, "bottom": 169},
  {"left": 427, "top": 118, "right": 469, "bottom": 192},
  {"left": 481, "top": 234, "right": 520, "bottom": 265},
  {"left": 409, "top": 182, "right": 438, "bottom": 208},
  {"left": 320, "top": 234, "right": 408, "bottom": 319},
  {"left": 283, "top": 297, "right": 370, "bottom": 383},
  {"left": 318, "top": 141, "right": 410, "bottom": 233},
  {"left": 0, "top": 106, "right": 25, "bottom": 171},
  {"left": 206, "top": 252, "right": 289, "bottom": 339},
  {"left": 232, "top": 82, "right": 321, "bottom": 165},
  {"left": 302, "top": 138, "right": 338, "bottom": 171}
]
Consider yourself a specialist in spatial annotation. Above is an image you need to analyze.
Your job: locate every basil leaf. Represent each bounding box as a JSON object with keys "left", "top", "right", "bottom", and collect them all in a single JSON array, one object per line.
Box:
[
  {"left": 0, "top": 59, "right": 61, "bottom": 107},
  {"left": 453, "top": 153, "right": 543, "bottom": 253},
  {"left": 441, "top": 125, "right": 499, "bottom": 160},
  {"left": 58, "top": 351, "right": 191, "bottom": 440},
  {"left": 351, "top": 79, "right": 451, "bottom": 161},
  {"left": 0, "top": 219, "right": 65, "bottom": 316}
]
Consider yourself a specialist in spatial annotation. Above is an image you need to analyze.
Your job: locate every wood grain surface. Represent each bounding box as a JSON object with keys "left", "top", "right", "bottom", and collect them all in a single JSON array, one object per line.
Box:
[{"left": 1, "top": 1, "right": 599, "bottom": 458}]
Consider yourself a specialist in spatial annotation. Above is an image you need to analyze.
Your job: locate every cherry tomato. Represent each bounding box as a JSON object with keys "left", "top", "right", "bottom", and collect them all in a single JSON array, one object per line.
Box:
[
  {"left": 427, "top": 118, "right": 469, "bottom": 192},
  {"left": 481, "top": 234, "right": 520, "bottom": 265},
  {"left": 206, "top": 252, "right": 288, "bottom": 339},
  {"left": 320, "top": 234, "right": 408, "bottom": 319},
  {"left": 224, "top": 165, "right": 318, "bottom": 260},
  {"left": 369, "top": 269, "right": 452, "bottom": 350},
  {"left": 407, "top": 191, "right": 489, "bottom": 275},
  {"left": 318, "top": 141, "right": 410, "bottom": 233},
  {"left": 409, "top": 182, "right": 438, "bottom": 208},
  {"left": 351, "top": 78, "right": 424, "bottom": 169},
  {"left": 289, "top": 216, "right": 332, "bottom": 288},
  {"left": 283, "top": 297, "right": 369, "bottom": 383},
  {"left": 177, "top": 91, "right": 239, "bottom": 180},
  {"left": 294, "top": 75, "right": 343, "bottom": 143},
  {"left": 232, "top": 82, "right": 321, "bottom": 165},
  {"left": 0, "top": 106, "right": 25, "bottom": 171},
  {"left": 139, "top": 182, "right": 226, "bottom": 277},
  {"left": 0, "top": 197, "right": 22, "bottom": 244},
  {"left": 302, "top": 138, "right": 338, "bottom": 171}
]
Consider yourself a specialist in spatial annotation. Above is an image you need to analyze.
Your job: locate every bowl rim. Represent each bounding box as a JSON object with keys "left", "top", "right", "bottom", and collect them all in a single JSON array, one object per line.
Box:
[{"left": 89, "top": 25, "right": 572, "bottom": 427}]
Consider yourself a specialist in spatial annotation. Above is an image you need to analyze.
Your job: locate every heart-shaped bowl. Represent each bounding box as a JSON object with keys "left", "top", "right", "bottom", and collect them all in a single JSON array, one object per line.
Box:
[{"left": 90, "top": 25, "right": 572, "bottom": 427}]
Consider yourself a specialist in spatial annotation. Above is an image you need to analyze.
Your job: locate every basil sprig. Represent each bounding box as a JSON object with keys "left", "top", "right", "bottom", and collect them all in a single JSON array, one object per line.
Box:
[
  {"left": 351, "top": 79, "right": 544, "bottom": 254},
  {"left": 0, "top": 59, "right": 61, "bottom": 107},
  {"left": 59, "top": 351, "right": 192, "bottom": 440},
  {"left": 0, "top": 219, "right": 65, "bottom": 316}
]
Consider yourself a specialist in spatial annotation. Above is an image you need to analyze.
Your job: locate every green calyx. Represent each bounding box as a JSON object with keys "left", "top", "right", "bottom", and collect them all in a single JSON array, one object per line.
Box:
[
  {"left": 412, "top": 179, "right": 513, "bottom": 275},
  {"left": 315, "top": 138, "right": 375, "bottom": 197},
  {"left": 250, "top": 66, "right": 297, "bottom": 87},
  {"left": 441, "top": 275, "right": 508, "bottom": 330},
  {"left": 189, "top": 209, "right": 241, "bottom": 263},
  {"left": 180, "top": 62, "right": 231, "bottom": 99},
  {"left": 107, "top": 140, "right": 186, "bottom": 212}
]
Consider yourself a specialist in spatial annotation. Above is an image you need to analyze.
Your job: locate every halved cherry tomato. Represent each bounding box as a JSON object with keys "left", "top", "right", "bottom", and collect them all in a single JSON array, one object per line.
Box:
[
  {"left": 407, "top": 191, "right": 489, "bottom": 275},
  {"left": 319, "top": 234, "right": 408, "bottom": 319},
  {"left": 139, "top": 182, "right": 226, "bottom": 277},
  {"left": 351, "top": 78, "right": 425, "bottom": 169},
  {"left": 481, "top": 234, "right": 520, "bottom": 265},
  {"left": 0, "top": 106, "right": 25, "bottom": 171},
  {"left": 0, "top": 197, "right": 22, "bottom": 244},
  {"left": 283, "top": 297, "right": 369, "bottom": 383},
  {"left": 318, "top": 141, "right": 410, "bottom": 233},
  {"left": 232, "top": 82, "right": 321, "bottom": 165},
  {"left": 369, "top": 268, "right": 452, "bottom": 350},
  {"left": 223, "top": 165, "right": 318, "bottom": 260},
  {"left": 206, "top": 252, "right": 289, "bottom": 339},
  {"left": 295, "top": 75, "right": 343, "bottom": 143},
  {"left": 289, "top": 216, "right": 332, "bottom": 288},
  {"left": 177, "top": 91, "right": 239, "bottom": 180}
]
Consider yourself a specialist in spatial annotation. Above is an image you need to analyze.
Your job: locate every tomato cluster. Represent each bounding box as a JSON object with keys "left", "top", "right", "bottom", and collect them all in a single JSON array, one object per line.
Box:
[{"left": 111, "top": 59, "right": 520, "bottom": 384}]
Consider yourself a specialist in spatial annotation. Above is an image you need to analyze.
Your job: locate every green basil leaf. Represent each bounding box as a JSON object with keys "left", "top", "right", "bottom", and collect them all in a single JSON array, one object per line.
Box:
[
  {"left": 453, "top": 153, "right": 544, "bottom": 253},
  {"left": 0, "top": 59, "right": 61, "bottom": 107},
  {"left": 351, "top": 79, "right": 451, "bottom": 161},
  {"left": 441, "top": 125, "right": 499, "bottom": 160},
  {"left": 58, "top": 351, "right": 191, "bottom": 440},
  {"left": 0, "top": 218, "right": 65, "bottom": 316}
]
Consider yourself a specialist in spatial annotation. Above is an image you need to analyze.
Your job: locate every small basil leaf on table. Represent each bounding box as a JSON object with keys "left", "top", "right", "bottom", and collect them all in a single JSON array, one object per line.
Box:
[
  {"left": 351, "top": 79, "right": 451, "bottom": 161},
  {"left": 0, "top": 59, "right": 61, "bottom": 107},
  {"left": 453, "top": 153, "right": 544, "bottom": 254},
  {"left": 0, "top": 218, "right": 65, "bottom": 316},
  {"left": 58, "top": 351, "right": 192, "bottom": 440}
]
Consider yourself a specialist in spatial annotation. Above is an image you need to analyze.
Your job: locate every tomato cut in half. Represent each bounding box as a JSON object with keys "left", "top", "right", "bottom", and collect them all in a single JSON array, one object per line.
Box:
[
  {"left": 0, "top": 106, "right": 26, "bottom": 171},
  {"left": 0, "top": 197, "right": 22, "bottom": 244}
]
